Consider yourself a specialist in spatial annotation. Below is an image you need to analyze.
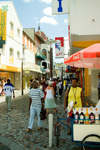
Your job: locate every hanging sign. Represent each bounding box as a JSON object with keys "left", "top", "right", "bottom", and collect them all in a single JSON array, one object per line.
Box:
[
  {"left": 55, "top": 37, "right": 64, "bottom": 58},
  {"left": 52, "top": 0, "right": 69, "bottom": 15},
  {"left": 0, "top": 5, "right": 8, "bottom": 41}
]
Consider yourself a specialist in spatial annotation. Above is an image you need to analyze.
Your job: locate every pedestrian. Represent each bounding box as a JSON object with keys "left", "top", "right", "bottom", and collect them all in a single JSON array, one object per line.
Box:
[
  {"left": 53, "top": 79, "right": 57, "bottom": 96},
  {"left": 3, "top": 79, "right": 15, "bottom": 110},
  {"left": 45, "top": 81, "right": 58, "bottom": 114},
  {"left": 26, "top": 81, "right": 44, "bottom": 132},
  {"left": 35, "top": 77, "right": 40, "bottom": 86},
  {"left": 63, "top": 78, "right": 67, "bottom": 91},
  {"left": 58, "top": 80, "right": 62, "bottom": 97},
  {"left": 64, "top": 78, "right": 84, "bottom": 135},
  {"left": 97, "top": 72, "right": 100, "bottom": 100},
  {"left": 28, "top": 79, "right": 33, "bottom": 89}
]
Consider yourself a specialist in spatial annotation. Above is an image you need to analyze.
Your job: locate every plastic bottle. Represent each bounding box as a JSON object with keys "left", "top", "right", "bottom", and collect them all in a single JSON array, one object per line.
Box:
[
  {"left": 85, "top": 108, "right": 89, "bottom": 124},
  {"left": 74, "top": 108, "right": 79, "bottom": 124},
  {"left": 80, "top": 108, "right": 84, "bottom": 124},
  {"left": 95, "top": 108, "right": 99, "bottom": 124},
  {"left": 89, "top": 108, "right": 95, "bottom": 124}
]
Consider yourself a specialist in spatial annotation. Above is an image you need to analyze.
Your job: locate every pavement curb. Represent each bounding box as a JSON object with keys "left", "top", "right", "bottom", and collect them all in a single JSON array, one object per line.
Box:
[{"left": 0, "top": 135, "right": 24, "bottom": 150}]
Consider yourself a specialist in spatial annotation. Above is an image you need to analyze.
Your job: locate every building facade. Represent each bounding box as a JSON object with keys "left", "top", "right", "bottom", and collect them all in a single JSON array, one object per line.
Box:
[
  {"left": 0, "top": 1, "right": 23, "bottom": 90},
  {"left": 68, "top": 0, "right": 100, "bottom": 101}
]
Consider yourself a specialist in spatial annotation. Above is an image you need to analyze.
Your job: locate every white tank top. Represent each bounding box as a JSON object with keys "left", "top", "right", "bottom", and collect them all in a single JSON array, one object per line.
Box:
[{"left": 46, "top": 89, "right": 54, "bottom": 99}]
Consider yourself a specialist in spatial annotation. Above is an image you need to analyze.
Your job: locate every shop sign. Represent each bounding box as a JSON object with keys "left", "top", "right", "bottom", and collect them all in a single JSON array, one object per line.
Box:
[
  {"left": 55, "top": 37, "right": 64, "bottom": 58},
  {"left": 52, "top": 0, "right": 69, "bottom": 15},
  {"left": 0, "top": 5, "right": 8, "bottom": 41},
  {"left": 25, "top": 71, "right": 30, "bottom": 74}
]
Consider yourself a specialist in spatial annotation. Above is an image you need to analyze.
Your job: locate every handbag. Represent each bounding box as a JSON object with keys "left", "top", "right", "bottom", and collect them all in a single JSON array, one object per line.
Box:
[{"left": 40, "top": 104, "right": 47, "bottom": 120}]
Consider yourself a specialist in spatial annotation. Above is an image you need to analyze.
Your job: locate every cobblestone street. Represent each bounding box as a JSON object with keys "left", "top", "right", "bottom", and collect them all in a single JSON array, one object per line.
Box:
[{"left": 0, "top": 91, "right": 95, "bottom": 150}]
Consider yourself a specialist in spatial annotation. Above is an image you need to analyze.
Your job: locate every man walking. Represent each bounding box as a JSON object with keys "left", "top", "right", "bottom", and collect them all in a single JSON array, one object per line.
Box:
[
  {"left": 26, "top": 81, "right": 44, "bottom": 132},
  {"left": 3, "top": 79, "right": 15, "bottom": 110},
  {"left": 97, "top": 72, "right": 100, "bottom": 100}
]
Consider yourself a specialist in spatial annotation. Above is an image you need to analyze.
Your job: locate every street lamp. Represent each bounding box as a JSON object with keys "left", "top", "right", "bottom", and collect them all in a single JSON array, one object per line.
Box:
[
  {"left": 19, "top": 57, "right": 25, "bottom": 95},
  {"left": 45, "top": 39, "right": 56, "bottom": 80}
]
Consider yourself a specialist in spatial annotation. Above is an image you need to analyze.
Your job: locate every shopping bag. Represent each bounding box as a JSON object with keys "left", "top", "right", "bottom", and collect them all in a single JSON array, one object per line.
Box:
[{"left": 40, "top": 104, "right": 47, "bottom": 120}]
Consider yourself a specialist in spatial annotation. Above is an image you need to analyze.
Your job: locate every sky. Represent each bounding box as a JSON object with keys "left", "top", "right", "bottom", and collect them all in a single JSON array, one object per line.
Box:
[{"left": 2, "top": 0, "right": 69, "bottom": 63}]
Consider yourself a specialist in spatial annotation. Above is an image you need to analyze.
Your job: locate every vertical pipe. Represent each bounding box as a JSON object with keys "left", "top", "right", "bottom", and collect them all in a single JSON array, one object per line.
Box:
[
  {"left": 50, "top": 48, "right": 52, "bottom": 79},
  {"left": 22, "top": 61, "right": 23, "bottom": 95},
  {"left": 49, "top": 114, "right": 53, "bottom": 147}
]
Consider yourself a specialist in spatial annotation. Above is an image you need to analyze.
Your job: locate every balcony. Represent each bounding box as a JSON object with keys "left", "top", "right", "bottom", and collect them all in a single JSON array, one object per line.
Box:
[
  {"left": 36, "top": 51, "right": 46, "bottom": 60},
  {"left": 23, "top": 62, "right": 41, "bottom": 73}
]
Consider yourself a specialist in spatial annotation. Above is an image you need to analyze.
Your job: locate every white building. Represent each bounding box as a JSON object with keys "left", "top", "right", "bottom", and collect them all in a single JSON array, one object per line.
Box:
[
  {"left": 68, "top": 0, "right": 100, "bottom": 101},
  {"left": 0, "top": 1, "right": 23, "bottom": 90}
]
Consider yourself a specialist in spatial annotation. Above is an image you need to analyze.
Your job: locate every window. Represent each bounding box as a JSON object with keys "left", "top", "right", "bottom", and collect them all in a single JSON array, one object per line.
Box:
[
  {"left": 9, "top": 48, "right": 14, "bottom": 64},
  {"left": 17, "top": 28, "right": 20, "bottom": 37},
  {"left": 17, "top": 51, "right": 20, "bottom": 59},
  {"left": 9, "top": 48, "right": 13, "bottom": 56},
  {"left": 10, "top": 22, "right": 14, "bottom": 38},
  {"left": 10, "top": 22, "right": 14, "bottom": 30}
]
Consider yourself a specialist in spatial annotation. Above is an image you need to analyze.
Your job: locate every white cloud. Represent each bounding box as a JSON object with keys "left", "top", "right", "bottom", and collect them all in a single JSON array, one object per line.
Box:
[
  {"left": 40, "top": 16, "right": 58, "bottom": 25},
  {"left": 43, "top": 7, "right": 52, "bottom": 16},
  {"left": 40, "top": 0, "right": 51, "bottom": 4},
  {"left": 22, "top": 0, "right": 34, "bottom": 3},
  {"left": 64, "top": 19, "right": 68, "bottom": 24}
]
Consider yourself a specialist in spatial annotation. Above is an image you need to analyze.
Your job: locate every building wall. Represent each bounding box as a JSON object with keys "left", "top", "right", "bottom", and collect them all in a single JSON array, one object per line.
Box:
[
  {"left": 0, "top": 2, "right": 22, "bottom": 70},
  {"left": 70, "top": 0, "right": 100, "bottom": 35},
  {"left": 0, "top": 2, "right": 23, "bottom": 90}
]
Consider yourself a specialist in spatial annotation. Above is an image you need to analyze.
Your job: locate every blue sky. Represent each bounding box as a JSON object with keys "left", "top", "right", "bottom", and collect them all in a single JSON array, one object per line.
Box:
[{"left": 2, "top": 0, "right": 68, "bottom": 62}]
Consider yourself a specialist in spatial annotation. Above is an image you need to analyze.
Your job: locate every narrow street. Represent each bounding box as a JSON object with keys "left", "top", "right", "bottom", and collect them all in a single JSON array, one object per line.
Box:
[{"left": 0, "top": 91, "right": 84, "bottom": 150}]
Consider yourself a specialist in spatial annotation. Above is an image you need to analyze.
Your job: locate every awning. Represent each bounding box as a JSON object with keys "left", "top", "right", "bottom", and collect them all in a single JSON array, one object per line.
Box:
[{"left": 64, "top": 44, "right": 100, "bottom": 69}]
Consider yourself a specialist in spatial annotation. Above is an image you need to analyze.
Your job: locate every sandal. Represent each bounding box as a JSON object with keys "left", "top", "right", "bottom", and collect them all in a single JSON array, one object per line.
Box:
[{"left": 67, "top": 129, "right": 71, "bottom": 135}]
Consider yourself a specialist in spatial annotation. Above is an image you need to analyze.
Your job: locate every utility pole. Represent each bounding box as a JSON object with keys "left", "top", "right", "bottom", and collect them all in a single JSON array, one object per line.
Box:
[
  {"left": 62, "top": 66, "right": 63, "bottom": 90},
  {"left": 22, "top": 60, "right": 23, "bottom": 95},
  {"left": 50, "top": 47, "right": 53, "bottom": 79}
]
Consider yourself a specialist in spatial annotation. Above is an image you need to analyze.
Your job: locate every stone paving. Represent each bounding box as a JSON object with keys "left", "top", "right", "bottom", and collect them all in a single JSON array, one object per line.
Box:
[{"left": 0, "top": 91, "right": 96, "bottom": 150}]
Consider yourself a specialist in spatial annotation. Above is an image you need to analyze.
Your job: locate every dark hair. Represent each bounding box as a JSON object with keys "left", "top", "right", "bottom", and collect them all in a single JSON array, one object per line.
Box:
[
  {"left": 7, "top": 79, "right": 10, "bottom": 82},
  {"left": 30, "top": 79, "right": 33, "bottom": 82},
  {"left": 72, "top": 78, "right": 77, "bottom": 82},
  {"left": 35, "top": 78, "right": 38, "bottom": 80}
]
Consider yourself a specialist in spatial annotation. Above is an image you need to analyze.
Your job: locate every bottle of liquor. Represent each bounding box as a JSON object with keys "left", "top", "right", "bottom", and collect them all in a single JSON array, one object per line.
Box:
[
  {"left": 85, "top": 108, "right": 89, "bottom": 124},
  {"left": 80, "top": 108, "right": 84, "bottom": 124},
  {"left": 74, "top": 108, "right": 79, "bottom": 124},
  {"left": 95, "top": 108, "right": 99, "bottom": 124},
  {"left": 89, "top": 108, "right": 95, "bottom": 124}
]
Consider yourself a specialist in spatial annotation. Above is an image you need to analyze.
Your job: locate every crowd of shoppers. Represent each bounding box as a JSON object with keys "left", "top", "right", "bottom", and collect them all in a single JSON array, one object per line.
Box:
[{"left": 1, "top": 74, "right": 99, "bottom": 134}]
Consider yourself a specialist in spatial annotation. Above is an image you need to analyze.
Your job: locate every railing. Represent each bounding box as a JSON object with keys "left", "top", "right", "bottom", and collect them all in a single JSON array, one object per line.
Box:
[{"left": 36, "top": 51, "right": 46, "bottom": 60}]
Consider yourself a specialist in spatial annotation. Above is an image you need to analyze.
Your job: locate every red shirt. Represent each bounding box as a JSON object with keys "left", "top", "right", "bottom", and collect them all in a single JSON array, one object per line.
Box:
[{"left": 53, "top": 81, "right": 56, "bottom": 88}]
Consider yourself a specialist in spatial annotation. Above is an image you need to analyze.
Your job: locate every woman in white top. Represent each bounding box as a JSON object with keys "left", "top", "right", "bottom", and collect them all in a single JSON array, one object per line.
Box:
[{"left": 45, "top": 81, "right": 58, "bottom": 114}]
